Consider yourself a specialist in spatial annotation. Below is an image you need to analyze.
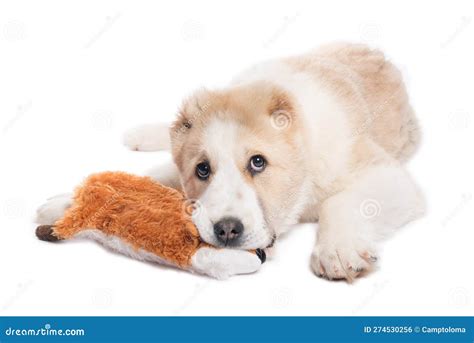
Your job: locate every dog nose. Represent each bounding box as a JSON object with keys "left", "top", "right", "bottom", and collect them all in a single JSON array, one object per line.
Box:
[{"left": 213, "top": 217, "right": 244, "bottom": 245}]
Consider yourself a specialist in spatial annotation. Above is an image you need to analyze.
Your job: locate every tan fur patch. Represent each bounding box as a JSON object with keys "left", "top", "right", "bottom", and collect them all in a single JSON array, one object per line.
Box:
[
  {"left": 285, "top": 43, "right": 420, "bottom": 165},
  {"left": 170, "top": 82, "right": 304, "bottom": 198}
]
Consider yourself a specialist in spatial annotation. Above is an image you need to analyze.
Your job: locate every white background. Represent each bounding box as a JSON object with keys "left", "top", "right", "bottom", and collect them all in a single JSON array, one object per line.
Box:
[{"left": 0, "top": 0, "right": 473, "bottom": 316}]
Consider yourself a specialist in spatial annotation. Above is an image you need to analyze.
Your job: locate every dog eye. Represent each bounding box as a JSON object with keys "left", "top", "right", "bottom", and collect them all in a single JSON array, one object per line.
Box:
[
  {"left": 195, "top": 161, "right": 211, "bottom": 180},
  {"left": 249, "top": 155, "right": 266, "bottom": 174}
]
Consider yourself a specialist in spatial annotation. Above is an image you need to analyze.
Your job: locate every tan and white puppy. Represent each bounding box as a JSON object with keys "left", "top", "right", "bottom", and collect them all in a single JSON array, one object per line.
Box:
[{"left": 39, "top": 43, "right": 425, "bottom": 281}]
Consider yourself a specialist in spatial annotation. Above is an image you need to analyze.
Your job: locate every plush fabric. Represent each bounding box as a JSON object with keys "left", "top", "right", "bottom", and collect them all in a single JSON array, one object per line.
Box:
[{"left": 44, "top": 171, "right": 209, "bottom": 268}]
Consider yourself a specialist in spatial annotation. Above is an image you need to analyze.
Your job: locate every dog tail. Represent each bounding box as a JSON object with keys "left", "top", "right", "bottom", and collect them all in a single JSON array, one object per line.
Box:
[{"left": 122, "top": 123, "right": 171, "bottom": 152}]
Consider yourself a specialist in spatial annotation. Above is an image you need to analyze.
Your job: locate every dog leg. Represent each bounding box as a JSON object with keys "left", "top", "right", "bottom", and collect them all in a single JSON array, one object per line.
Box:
[
  {"left": 191, "top": 247, "right": 263, "bottom": 279},
  {"left": 123, "top": 123, "right": 171, "bottom": 152},
  {"left": 145, "top": 161, "right": 182, "bottom": 190},
  {"left": 311, "top": 163, "right": 425, "bottom": 281}
]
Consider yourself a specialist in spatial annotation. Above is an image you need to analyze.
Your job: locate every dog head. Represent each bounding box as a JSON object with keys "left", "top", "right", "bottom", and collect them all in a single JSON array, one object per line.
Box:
[{"left": 170, "top": 82, "right": 309, "bottom": 249}]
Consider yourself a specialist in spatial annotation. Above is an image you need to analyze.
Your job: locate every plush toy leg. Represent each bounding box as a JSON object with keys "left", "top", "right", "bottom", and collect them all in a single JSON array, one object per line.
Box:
[{"left": 190, "top": 247, "right": 264, "bottom": 280}]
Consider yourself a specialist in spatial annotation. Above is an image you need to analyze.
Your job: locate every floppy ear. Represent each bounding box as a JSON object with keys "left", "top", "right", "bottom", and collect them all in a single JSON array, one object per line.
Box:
[
  {"left": 268, "top": 88, "right": 294, "bottom": 116},
  {"left": 170, "top": 88, "right": 215, "bottom": 167},
  {"left": 170, "top": 88, "right": 213, "bottom": 139}
]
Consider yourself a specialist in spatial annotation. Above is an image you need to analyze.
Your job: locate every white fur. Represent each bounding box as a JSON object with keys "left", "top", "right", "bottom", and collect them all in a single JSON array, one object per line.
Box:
[
  {"left": 191, "top": 247, "right": 262, "bottom": 279},
  {"left": 73, "top": 229, "right": 261, "bottom": 279},
  {"left": 234, "top": 61, "right": 353, "bottom": 189},
  {"left": 36, "top": 193, "right": 73, "bottom": 225},
  {"left": 75, "top": 229, "right": 176, "bottom": 267},
  {"left": 145, "top": 161, "right": 182, "bottom": 190},
  {"left": 191, "top": 119, "right": 271, "bottom": 250},
  {"left": 274, "top": 176, "right": 314, "bottom": 236},
  {"left": 237, "top": 63, "right": 351, "bottom": 232},
  {"left": 311, "top": 164, "right": 425, "bottom": 280},
  {"left": 123, "top": 55, "right": 425, "bottom": 280}
]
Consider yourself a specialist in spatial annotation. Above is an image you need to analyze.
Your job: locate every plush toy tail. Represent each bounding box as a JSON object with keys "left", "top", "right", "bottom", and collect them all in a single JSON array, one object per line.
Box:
[{"left": 36, "top": 225, "right": 63, "bottom": 242}]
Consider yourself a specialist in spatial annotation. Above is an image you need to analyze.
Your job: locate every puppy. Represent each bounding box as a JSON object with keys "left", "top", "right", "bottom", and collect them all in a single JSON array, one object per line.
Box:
[{"left": 38, "top": 43, "right": 425, "bottom": 281}]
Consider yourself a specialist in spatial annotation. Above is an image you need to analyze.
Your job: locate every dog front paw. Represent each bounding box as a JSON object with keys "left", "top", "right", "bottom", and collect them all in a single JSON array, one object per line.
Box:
[{"left": 310, "top": 238, "right": 378, "bottom": 282}]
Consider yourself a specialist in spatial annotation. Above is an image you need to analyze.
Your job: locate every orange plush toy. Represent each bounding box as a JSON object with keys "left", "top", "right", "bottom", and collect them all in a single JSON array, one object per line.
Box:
[{"left": 35, "top": 172, "right": 265, "bottom": 279}]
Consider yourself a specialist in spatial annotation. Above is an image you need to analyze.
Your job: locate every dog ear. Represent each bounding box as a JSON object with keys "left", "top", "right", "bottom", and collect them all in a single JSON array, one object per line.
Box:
[
  {"left": 170, "top": 89, "right": 214, "bottom": 167},
  {"left": 268, "top": 89, "right": 294, "bottom": 116},
  {"left": 171, "top": 88, "right": 212, "bottom": 138}
]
